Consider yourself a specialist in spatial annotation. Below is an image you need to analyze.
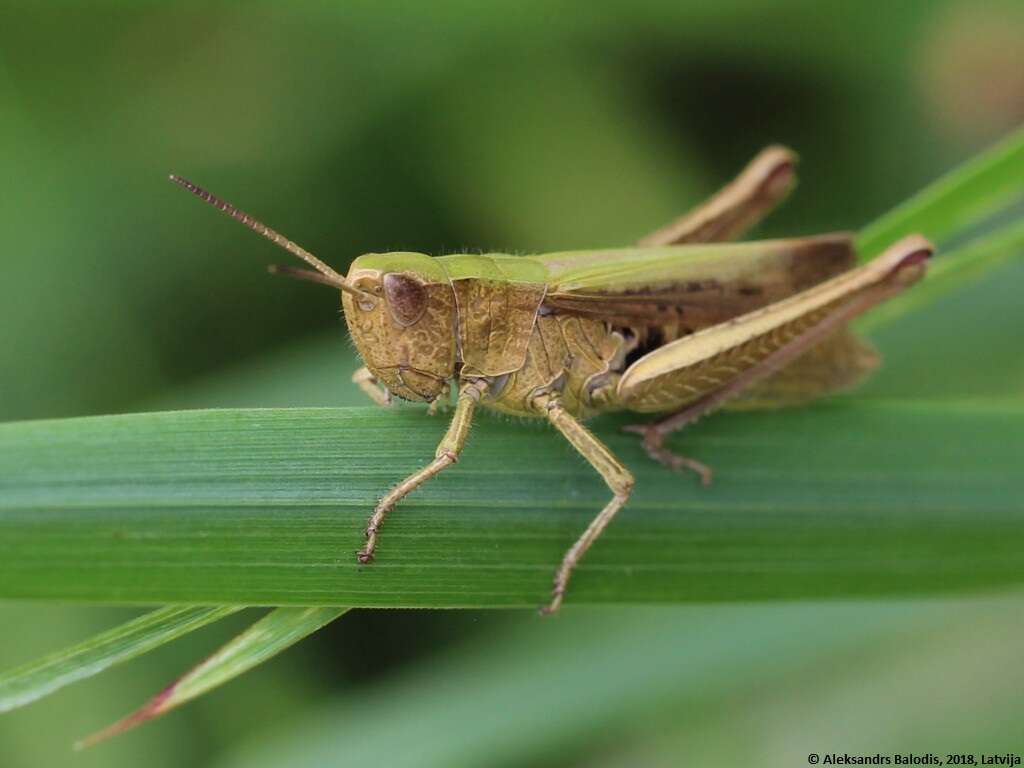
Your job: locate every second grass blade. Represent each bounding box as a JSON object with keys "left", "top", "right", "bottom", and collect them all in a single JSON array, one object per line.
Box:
[
  {"left": 77, "top": 607, "right": 348, "bottom": 748},
  {"left": 857, "top": 124, "right": 1024, "bottom": 257},
  {"left": 0, "top": 606, "right": 240, "bottom": 713}
]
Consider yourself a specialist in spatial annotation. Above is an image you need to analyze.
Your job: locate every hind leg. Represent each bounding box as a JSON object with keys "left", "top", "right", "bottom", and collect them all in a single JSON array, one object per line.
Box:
[
  {"left": 623, "top": 408, "right": 714, "bottom": 486},
  {"left": 624, "top": 237, "right": 932, "bottom": 485},
  {"left": 638, "top": 145, "right": 797, "bottom": 246}
]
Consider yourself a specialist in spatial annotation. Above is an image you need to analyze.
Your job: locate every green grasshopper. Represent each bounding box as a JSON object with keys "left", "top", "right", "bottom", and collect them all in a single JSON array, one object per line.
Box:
[{"left": 170, "top": 146, "right": 931, "bottom": 613}]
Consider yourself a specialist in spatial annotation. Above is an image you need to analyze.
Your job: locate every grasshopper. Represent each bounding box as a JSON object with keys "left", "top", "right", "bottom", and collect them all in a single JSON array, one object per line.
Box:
[{"left": 170, "top": 146, "right": 931, "bottom": 613}]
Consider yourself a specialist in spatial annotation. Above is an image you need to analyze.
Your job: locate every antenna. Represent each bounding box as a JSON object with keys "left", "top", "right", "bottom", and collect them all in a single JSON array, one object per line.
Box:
[{"left": 168, "top": 175, "right": 370, "bottom": 300}]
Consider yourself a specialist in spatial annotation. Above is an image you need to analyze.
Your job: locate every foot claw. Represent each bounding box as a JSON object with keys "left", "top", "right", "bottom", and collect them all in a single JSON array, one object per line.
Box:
[
  {"left": 356, "top": 550, "right": 374, "bottom": 564},
  {"left": 538, "top": 588, "right": 564, "bottom": 616},
  {"left": 666, "top": 456, "right": 713, "bottom": 486}
]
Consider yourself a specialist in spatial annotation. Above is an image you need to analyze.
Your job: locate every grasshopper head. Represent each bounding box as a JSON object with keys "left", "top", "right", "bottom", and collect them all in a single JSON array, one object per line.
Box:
[{"left": 341, "top": 252, "right": 457, "bottom": 402}]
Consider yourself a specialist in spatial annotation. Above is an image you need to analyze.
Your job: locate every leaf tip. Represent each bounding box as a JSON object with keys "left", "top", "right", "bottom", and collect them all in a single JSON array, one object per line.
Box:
[{"left": 74, "top": 683, "right": 177, "bottom": 750}]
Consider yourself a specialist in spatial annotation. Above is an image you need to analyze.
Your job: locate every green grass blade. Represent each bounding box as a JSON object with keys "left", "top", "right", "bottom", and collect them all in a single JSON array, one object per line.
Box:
[
  {"left": 0, "top": 606, "right": 240, "bottom": 714},
  {"left": 856, "top": 125, "right": 1024, "bottom": 258},
  {"left": 1, "top": 403, "right": 1022, "bottom": 607},
  {"left": 76, "top": 607, "right": 347, "bottom": 749}
]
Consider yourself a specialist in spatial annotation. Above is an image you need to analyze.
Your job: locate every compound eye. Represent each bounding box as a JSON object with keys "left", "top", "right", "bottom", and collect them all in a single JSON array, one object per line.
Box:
[{"left": 383, "top": 273, "right": 428, "bottom": 326}]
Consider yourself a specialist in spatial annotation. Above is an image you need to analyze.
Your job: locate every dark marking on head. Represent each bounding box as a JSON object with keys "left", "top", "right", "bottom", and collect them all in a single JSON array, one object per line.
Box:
[
  {"left": 384, "top": 273, "right": 428, "bottom": 326},
  {"left": 737, "top": 285, "right": 763, "bottom": 296}
]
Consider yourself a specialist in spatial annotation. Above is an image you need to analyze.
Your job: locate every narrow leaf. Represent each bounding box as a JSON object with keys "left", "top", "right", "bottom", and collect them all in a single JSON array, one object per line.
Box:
[
  {"left": 856, "top": 124, "right": 1024, "bottom": 257},
  {"left": 0, "top": 605, "right": 239, "bottom": 713},
  {"left": 2, "top": 403, "right": 1023, "bottom": 607},
  {"left": 76, "top": 607, "right": 347, "bottom": 749}
]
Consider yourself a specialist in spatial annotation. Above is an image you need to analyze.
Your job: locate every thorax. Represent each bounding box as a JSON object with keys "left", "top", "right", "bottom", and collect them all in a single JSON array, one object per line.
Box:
[{"left": 482, "top": 313, "right": 628, "bottom": 418}]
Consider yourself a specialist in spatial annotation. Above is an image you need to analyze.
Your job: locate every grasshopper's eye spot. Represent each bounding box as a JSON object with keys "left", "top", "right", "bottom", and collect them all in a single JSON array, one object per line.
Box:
[{"left": 384, "top": 273, "right": 428, "bottom": 326}]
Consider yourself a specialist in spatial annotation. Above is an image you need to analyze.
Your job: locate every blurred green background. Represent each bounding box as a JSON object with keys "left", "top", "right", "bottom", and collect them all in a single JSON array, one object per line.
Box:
[{"left": 2, "top": 1, "right": 1023, "bottom": 766}]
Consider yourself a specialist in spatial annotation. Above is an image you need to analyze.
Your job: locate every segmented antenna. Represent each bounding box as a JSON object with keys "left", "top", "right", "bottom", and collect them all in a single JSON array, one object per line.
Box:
[{"left": 168, "top": 175, "right": 369, "bottom": 299}]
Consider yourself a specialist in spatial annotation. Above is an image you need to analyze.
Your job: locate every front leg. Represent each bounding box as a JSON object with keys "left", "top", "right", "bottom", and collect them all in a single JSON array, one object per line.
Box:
[
  {"left": 532, "top": 393, "right": 635, "bottom": 615},
  {"left": 426, "top": 380, "right": 452, "bottom": 416},
  {"left": 352, "top": 366, "right": 391, "bottom": 407},
  {"left": 357, "top": 378, "right": 489, "bottom": 564}
]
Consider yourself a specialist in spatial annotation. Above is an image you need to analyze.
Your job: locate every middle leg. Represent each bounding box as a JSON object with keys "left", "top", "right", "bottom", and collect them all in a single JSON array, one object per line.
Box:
[{"left": 532, "top": 393, "right": 635, "bottom": 615}]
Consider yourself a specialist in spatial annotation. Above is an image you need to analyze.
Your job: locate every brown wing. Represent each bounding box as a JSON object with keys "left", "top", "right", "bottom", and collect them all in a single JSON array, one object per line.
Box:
[
  {"left": 616, "top": 236, "right": 930, "bottom": 413},
  {"left": 542, "top": 234, "right": 855, "bottom": 330}
]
